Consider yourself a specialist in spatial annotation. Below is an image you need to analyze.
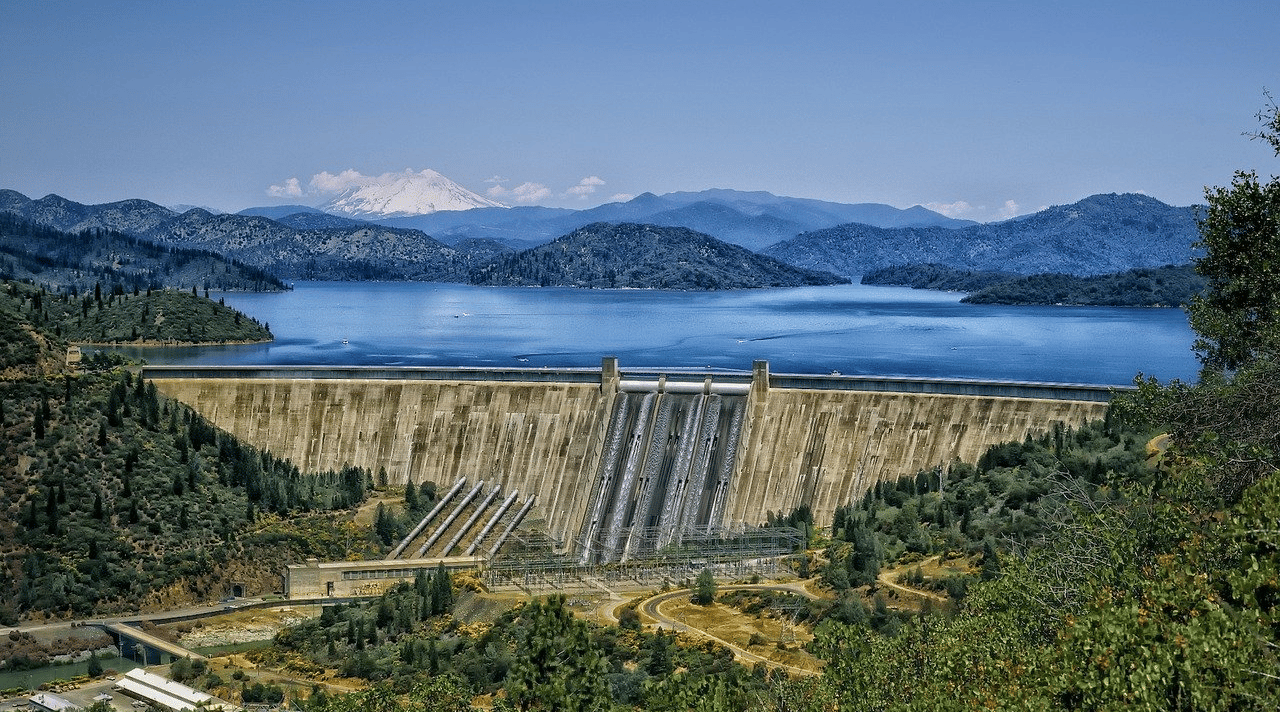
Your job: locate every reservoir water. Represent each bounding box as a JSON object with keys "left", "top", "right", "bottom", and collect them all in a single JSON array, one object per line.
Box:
[{"left": 119, "top": 282, "right": 1200, "bottom": 386}]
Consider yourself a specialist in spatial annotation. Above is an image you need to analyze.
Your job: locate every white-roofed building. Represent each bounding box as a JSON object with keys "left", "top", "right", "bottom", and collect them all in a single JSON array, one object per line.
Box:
[
  {"left": 29, "top": 693, "right": 78, "bottom": 712},
  {"left": 112, "top": 668, "right": 226, "bottom": 712}
]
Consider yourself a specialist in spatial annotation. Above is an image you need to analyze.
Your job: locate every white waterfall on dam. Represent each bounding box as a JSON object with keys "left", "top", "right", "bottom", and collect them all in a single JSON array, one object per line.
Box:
[{"left": 577, "top": 383, "right": 747, "bottom": 564}]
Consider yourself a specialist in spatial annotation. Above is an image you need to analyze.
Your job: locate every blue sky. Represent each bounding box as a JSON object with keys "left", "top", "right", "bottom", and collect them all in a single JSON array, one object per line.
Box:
[{"left": 3, "top": 1, "right": 1277, "bottom": 221}]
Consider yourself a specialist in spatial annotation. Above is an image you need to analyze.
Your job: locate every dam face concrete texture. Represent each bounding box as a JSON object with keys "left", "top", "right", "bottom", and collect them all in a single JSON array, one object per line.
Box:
[
  {"left": 152, "top": 375, "right": 611, "bottom": 546},
  {"left": 728, "top": 388, "right": 1107, "bottom": 527},
  {"left": 148, "top": 364, "right": 1109, "bottom": 544}
]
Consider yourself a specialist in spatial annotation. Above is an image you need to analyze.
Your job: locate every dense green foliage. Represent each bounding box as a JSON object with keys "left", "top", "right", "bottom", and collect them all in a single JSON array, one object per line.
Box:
[
  {"left": 825, "top": 417, "right": 1145, "bottom": 591},
  {"left": 0, "top": 214, "right": 287, "bottom": 293},
  {"left": 469, "top": 222, "right": 849, "bottom": 290},
  {"left": 1187, "top": 96, "right": 1280, "bottom": 373},
  {"left": 809, "top": 455, "right": 1280, "bottom": 709},
  {"left": 1124, "top": 96, "right": 1280, "bottom": 501},
  {"left": 860, "top": 263, "right": 1020, "bottom": 292},
  {"left": 793, "top": 100, "right": 1280, "bottom": 711},
  {"left": 1, "top": 275, "right": 373, "bottom": 622},
  {"left": 0, "top": 281, "right": 53, "bottom": 373},
  {"left": 505, "top": 594, "right": 611, "bottom": 711},
  {"left": 278, "top": 585, "right": 767, "bottom": 711},
  {"left": 374, "top": 480, "right": 440, "bottom": 547},
  {"left": 0, "top": 285, "right": 365, "bottom": 620},
  {"left": 693, "top": 569, "right": 717, "bottom": 606},
  {"left": 0, "top": 367, "right": 373, "bottom": 619},
  {"left": 961, "top": 264, "right": 1205, "bottom": 306}
]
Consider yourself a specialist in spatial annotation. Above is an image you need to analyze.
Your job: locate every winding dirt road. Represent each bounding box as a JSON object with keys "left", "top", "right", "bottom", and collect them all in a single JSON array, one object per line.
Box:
[
  {"left": 877, "top": 556, "right": 948, "bottom": 604},
  {"left": 635, "top": 584, "right": 822, "bottom": 677}
]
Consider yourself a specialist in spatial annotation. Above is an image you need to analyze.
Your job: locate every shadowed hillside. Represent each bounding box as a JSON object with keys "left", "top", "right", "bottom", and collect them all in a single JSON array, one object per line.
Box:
[{"left": 469, "top": 222, "right": 849, "bottom": 289}]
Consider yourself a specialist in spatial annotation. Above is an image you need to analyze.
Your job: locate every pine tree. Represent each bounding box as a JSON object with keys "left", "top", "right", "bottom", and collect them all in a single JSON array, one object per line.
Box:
[
  {"left": 431, "top": 563, "right": 453, "bottom": 615},
  {"left": 374, "top": 502, "right": 397, "bottom": 546},
  {"left": 980, "top": 538, "right": 1001, "bottom": 581},
  {"left": 427, "top": 638, "right": 440, "bottom": 674},
  {"left": 404, "top": 480, "right": 419, "bottom": 512},
  {"left": 644, "top": 629, "right": 674, "bottom": 677},
  {"left": 506, "top": 594, "right": 611, "bottom": 712},
  {"left": 46, "top": 489, "right": 59, "bottom": 535}
]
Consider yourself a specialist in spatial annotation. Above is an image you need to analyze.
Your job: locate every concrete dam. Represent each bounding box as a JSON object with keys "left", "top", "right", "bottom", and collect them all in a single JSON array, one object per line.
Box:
[{"left": 144, "top": 359, "right": 1112, "bottom": 555}]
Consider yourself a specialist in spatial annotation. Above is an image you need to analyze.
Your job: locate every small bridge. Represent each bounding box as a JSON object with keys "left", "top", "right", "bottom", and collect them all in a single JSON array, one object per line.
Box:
[{"left": 101, "top": 622, "right": 206, "bottom": 665}]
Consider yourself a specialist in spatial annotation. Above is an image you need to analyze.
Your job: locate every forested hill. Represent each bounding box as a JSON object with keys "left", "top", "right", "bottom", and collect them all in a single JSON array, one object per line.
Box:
[
  {"left": 0, "top": 279, "right": 377, "bottom": 622},
  {"left": 0, "top": 214, "right": 287, "bottom": 293},
  {"left": 862, "top": 262, "right": 1206, "bottom": 307},
  {"left": 860, "top": 263, "right": 1020, "bottom": 292},
  {"left": 0, "top": 282, "right": 67, "bottom": 378},
  {"left": 961, "top": 264, "right": 1205, "bottom": 306},
  {"left": 763, "top": 193, "right": 1199, "bottom": 276},
  {"left": 468, "top": 222, "right": 850, "bottom": 289},
  {"left": 3, "top": 278, "right": 271, "bottom": 353}
]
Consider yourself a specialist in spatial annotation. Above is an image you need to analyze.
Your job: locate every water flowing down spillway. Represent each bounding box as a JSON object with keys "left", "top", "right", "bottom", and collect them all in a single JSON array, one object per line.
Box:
[{"left": 577, "top": 386, "right": 747, "bottom": 564}]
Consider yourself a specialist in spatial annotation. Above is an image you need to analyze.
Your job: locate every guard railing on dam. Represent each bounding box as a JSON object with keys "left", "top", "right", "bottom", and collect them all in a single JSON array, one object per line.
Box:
[
  {"left": 140, "top": 364, "right": 1126, "bottom": 402},
  {"left": 765, "top": 373, "right": 1126, "bottom": 402},
  {"left": 139, "top": 364, "right": 606, "bottom": 384}
]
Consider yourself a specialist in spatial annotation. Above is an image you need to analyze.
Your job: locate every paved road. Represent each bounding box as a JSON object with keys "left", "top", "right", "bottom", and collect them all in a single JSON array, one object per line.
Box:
[{"left": 636, "top": 584, "right": 821, "bottom": 677}]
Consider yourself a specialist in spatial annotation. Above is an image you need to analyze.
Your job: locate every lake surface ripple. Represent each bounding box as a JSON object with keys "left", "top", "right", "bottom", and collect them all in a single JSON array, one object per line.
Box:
[{"left": 117, "top": 282, "right": 1200, "bottom": 386}]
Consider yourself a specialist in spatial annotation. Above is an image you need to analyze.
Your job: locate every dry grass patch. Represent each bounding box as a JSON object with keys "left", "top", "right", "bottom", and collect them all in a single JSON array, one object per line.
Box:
[{"left": 657, "top": 597, "right": 823, "bottom": 673}]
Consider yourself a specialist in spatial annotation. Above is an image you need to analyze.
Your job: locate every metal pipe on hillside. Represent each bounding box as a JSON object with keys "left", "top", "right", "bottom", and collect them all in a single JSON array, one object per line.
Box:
[
  {"left": 387, "top": 477, "right": 467, "bottom": 559},
  {"left": 467, "top": 490, "right": 519, "bottom": 556},
  {"left": 489, "top": 495, "right": 537, "bottom": 558},
  {"left": 441, "top": 485, "right": 503, "bottom": 557},
  {"left": 416, "top": 481, "right": 485, "bottom": 557}
]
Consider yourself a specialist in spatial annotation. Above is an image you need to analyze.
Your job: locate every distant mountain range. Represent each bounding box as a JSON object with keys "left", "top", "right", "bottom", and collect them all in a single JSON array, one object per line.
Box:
[
  {"left": 237, "top": 168, "right": 975, "bottom": 252},
  {"left": 470, "top": 222, "right": 848, "bottom": 289},
  {"left": 1, "top": 187, "right": 1203, "bottom": 289},
  {"left": 0, "top": 189, "right": 476, "bottom": 282},
  {"left": 234, "top": 189, "right": 974, "bottom": 253},
  {"left": 762, "top": 193, "right": 1201, "bottom": 276},
  {"left": 363, "top": 188, "right": 975, "bottom": 252}
]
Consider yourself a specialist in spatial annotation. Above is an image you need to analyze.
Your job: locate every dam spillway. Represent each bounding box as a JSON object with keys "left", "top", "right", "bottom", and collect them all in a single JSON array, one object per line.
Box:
[
  {"left": 576, "top": 385, "right": 747, "bottom": 564},
  {"left": 144, "top": 360, "right": 1113, "bottom": 553}
]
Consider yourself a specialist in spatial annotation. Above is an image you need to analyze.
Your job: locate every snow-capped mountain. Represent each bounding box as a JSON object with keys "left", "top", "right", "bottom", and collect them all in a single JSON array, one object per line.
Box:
[{"left": 319, "top": 169, "right": 505, "bottom": 218}]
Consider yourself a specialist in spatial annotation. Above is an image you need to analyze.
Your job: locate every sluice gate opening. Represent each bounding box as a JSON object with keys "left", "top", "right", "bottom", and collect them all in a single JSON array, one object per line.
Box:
[{"left": 576, "top": 377, "right": 749, "bottom": 565}]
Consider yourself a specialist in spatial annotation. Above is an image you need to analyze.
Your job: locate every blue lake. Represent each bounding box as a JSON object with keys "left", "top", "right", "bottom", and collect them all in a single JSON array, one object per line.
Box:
[{"left": 117, "top": 282, "right": 1200, "bottom": 386}]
